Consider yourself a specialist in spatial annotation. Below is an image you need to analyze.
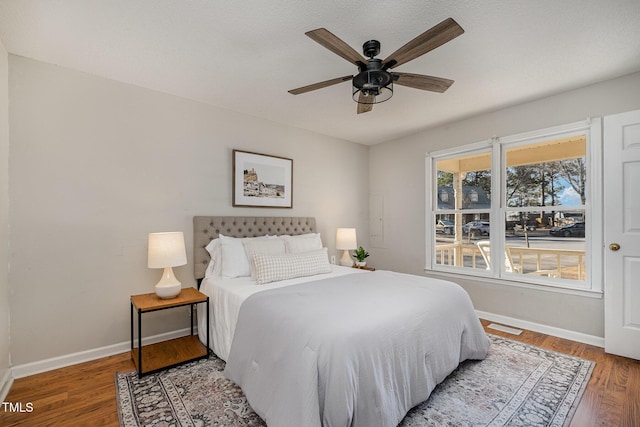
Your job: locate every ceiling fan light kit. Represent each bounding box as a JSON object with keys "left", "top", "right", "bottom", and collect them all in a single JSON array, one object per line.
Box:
[
  {"left": 352, "top": 62, "right": 394, "bottom": 105},
  {"left": 288, "top": 18, "right": 464, "bottom": 114},
  {"left": 352, "top": 80, "right": 393, "bottom": 104}
]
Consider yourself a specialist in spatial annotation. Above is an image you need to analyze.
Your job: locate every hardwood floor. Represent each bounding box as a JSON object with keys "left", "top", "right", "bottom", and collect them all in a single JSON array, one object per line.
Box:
[
  {"left": 1, "top": 321, "right": 638, "bottom": 426},
  {"left": 1, "top": 352, "right": 135, "bottom": 426}
]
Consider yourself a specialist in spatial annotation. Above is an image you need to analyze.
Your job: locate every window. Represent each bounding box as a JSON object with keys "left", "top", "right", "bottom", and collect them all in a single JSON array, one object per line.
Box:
[{"left": 426, "top": 120, "right": 602, "bottom": 294}]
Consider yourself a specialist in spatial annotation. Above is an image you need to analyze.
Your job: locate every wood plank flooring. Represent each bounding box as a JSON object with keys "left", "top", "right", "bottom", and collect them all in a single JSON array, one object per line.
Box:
[{"left": 1, "top": 320, "right": 638, "bottom": 426}]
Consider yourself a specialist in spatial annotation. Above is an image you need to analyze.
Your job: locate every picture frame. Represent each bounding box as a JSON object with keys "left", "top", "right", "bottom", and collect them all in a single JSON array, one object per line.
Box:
[{"left": 232, "top": 149, "right": 293, "bottom": 208}]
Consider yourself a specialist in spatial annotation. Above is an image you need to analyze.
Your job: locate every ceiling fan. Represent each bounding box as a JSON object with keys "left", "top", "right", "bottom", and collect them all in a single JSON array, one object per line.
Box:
[{"left": 288, "top": 18, "right": 464, "bottom": 114}]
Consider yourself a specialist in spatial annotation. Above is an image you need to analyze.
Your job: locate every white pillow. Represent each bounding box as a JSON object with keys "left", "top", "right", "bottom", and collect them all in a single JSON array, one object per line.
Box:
[
  {"left": 243, "top": 237, "right": 286, "bottom": 279},
  {"left": 204, "top": 238, "right": 222, "bottom": 278},
  {"left": 219, "top": 234, "right": 273, "bottom": 278},
  {"left": 283, "top": 233, "right": 323, "bottom": 254},
  {"left": 252, "top": 247, "right": 332, "bottom": 285}
]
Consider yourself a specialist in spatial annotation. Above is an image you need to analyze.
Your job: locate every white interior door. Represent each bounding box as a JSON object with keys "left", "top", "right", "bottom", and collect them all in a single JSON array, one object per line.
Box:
[{"left": 603, "top": 109, "right": 640, "bottom": 360}]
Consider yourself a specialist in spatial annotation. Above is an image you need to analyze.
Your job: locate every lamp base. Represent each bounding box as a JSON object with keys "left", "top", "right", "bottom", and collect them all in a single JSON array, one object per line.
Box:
[
  {"left": 339, "top": 249, "right": 354, "bottom": 267},
  {"left": 155, "top": 267, "right": 182, "bottom": 299}
]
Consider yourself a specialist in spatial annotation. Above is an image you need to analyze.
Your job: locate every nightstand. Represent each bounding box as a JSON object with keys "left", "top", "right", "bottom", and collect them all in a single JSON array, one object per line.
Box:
[
  {"left": 353, "top": 265, "right": 375, "bottom": 271},
  {"left": 130, "top": 287, "right": 209, "bottom": 377}
]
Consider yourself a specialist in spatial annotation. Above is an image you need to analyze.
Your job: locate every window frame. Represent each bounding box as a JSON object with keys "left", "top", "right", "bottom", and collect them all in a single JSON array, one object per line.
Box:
[{"left": 425, "top": 119, "right": 603, "bottom": 295}]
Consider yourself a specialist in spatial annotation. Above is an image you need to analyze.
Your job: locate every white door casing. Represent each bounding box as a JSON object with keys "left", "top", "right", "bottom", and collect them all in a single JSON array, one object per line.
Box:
[{"left": 603, "top": 109, "right": 640, "bottom": 360}]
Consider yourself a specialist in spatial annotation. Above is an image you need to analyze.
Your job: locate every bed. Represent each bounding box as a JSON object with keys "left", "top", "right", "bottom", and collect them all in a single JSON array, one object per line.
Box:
[{"left": 194, "top": 216, "right": 489, "bottom": 427}]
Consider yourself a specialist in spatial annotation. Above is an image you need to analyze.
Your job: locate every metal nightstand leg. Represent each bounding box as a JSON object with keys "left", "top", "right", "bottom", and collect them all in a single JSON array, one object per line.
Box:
[{"left": 137, "top": 307, "right": 142, "bottom": 377}]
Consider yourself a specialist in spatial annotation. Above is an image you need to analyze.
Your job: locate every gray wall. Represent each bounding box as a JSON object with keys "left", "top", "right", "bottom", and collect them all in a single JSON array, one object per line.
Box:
[
  {"left": 0, "top": 39, "right": 10, "bottom": 391},
  {"left": 7, "top": 55, "right": 369, "bottom": 365},
  {"left": 369, "top": 71, "right": 640, "bottom": 338}
]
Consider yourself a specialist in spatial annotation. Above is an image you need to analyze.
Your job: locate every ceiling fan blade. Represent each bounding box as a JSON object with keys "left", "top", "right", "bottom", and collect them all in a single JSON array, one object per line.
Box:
[
  {"left": 394, "top": 72, "right": 454, "bottom": 93},
  {"left": 383, "top": 18, "right": 464, "bottom": 69},
  {"left": 357, "top": 93, "right": 374, "bottom": 114},
  {"left": 306, "top": 28, "right": 367, "bottom": 66},
  {"left": 288, "top": 75, "right": 353, "bottom": 95}
]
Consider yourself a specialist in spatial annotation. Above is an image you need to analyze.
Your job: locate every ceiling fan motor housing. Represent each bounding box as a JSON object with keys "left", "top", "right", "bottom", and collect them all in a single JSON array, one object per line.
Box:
[{"left": 353, "top": 58, "right": 394, "bottom": 102}]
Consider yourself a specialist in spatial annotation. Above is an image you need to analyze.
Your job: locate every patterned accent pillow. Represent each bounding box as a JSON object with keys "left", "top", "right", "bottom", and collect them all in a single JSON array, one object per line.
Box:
[{"left": 252, "top": 248, "right": 332, "bottom": 285}]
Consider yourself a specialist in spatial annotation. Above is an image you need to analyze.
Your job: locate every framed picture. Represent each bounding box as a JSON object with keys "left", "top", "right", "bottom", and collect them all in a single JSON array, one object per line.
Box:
[{"left": 233, "top": 149, "right": 293, "bottom": 208}]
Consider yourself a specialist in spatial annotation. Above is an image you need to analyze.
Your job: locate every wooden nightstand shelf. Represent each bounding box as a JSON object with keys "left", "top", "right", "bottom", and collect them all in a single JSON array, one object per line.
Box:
[
  {"left": 353, "top": 264, "right": 375, "bottom": 271},
  {"left": 130, "top": 287, "right": 209, "bottom": 377}
]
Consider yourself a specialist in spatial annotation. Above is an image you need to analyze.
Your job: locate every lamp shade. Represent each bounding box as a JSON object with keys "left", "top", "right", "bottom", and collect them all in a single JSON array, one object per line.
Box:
[
  {"left": 148, "top": 232, "right": 187, "bottom": 268},
  {"left": 336, "top": 228, "right": 357, "bottom": 250}
]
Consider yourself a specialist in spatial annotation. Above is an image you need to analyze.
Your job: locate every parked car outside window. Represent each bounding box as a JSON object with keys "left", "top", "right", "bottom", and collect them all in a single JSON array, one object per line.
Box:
[
  {"left": 436, "top": 220, "right": 454, "bottom": 234},
  {"left": 549, "top": 221, "right": 585, "bottom": 237},
  {"left": 462, "top": 221, "right": 490, "bottom": 235}
]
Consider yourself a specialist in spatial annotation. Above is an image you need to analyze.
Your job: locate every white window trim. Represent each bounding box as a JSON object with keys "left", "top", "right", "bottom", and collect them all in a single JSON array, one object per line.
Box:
[{"left": 425, "top": 119, "right": 603, "bottom": 295}]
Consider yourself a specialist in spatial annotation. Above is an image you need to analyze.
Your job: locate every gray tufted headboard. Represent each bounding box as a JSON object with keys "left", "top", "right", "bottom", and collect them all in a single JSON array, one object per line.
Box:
[{"left": 193, "top": 216, "right": 317, "bottom": 282}]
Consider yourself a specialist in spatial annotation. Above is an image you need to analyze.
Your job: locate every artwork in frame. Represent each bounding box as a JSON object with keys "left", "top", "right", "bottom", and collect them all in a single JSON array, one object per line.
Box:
[{"left": 233, "top": 149, "right": 293, "bottom": 208}]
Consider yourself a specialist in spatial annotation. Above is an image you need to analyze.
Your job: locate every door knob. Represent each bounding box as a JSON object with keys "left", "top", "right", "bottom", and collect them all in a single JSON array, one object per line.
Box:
[{"left": 609, "top": 243, "right": 620, "bottom": 251}]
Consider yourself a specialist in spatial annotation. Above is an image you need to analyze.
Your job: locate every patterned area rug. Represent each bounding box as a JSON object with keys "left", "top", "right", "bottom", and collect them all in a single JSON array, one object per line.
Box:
[{"left": 116, "top": 334, "right": 594, "bottom": 426}]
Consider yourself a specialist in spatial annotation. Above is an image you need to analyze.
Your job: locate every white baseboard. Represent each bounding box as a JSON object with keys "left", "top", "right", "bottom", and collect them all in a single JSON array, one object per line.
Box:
[
  {"left": 0, "top": 368, "right": 13, "bottom": 401},
  {"left": 476, "top": 310, "right": 604, "bottom": 348},
  {"left": 11, "top": 328, "right": 192, "bottom": 379}
]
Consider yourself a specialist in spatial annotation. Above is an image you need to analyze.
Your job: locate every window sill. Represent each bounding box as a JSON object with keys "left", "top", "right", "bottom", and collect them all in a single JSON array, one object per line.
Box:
[{"left": 423, "top": 267, "right": 603, "bottom": 299}]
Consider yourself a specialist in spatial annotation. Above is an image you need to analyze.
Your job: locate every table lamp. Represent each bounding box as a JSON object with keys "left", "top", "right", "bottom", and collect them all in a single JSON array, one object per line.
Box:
[
  {"left": 148, "top": 231, "right": 187, "bottom": 299},
  {"left": 336, "top": 228, "right": 357, "bottom": 267}
]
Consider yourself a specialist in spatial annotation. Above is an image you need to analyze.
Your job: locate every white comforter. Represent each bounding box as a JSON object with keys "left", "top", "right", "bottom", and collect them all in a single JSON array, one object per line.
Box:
[
  {"left": 197, "top": 265, "right": 369, "bottom": 361},
  {"left": 221, "top": 269, "right": 489, "bottom": 427}
]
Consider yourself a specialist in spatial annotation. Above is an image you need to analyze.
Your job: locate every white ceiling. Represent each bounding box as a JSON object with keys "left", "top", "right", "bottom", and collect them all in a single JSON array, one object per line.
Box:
[{"left": 1, "top": 0, "right": 639, "bottom": 145}]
